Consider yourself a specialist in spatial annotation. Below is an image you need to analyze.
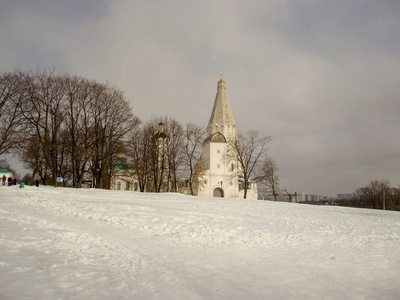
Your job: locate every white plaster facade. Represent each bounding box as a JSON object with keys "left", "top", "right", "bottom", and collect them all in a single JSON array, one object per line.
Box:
[{"left": 110, "top": 166, "right": 140, "bottom": 191}]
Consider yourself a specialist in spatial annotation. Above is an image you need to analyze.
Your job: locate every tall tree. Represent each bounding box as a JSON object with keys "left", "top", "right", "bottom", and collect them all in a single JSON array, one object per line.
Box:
[
  {"left": 165, "top": 118, "right": 185, "bottom": 192},
  {"left": 0, "top": 72, "right": 26, "bottom": 155},
  {"left": 88, "top": 82, "right": 138, "bottom": 189},
  {"left": 20, "top": 70, "right": 66, "bottom": 186},
  {"left": 63, "top": 76, "right": 94, "bottom": 187},
  {"left": 128, "top": 121, "right": 151, "bottom": 192},
  {"left": 392, "top": 186, "right": 400, "bottom": 211},
  {"left": 258, "top": 157, "right": 279, "bottom": 201},
  {"left": 184, "top": 122, "right": 206, "bottom": 195},
  {"left": 22, "top": 136, "right": 51, "bottom": 184},
  {"left": 228, "top": 130, "right": 271, "bottom": 199}
]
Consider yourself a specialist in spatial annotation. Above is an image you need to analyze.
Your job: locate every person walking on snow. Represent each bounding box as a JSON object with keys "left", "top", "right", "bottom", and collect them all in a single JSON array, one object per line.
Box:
[{"left": 2, "top": 175, "right": 6, "bottom": 186}]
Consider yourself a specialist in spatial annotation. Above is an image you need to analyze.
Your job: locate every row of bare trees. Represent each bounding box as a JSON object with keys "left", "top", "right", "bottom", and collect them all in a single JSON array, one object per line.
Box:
[
  {"left": 352, "top": 179, "right": 400, "bottom": 210},
  {"left": 0, "top": 70, "right": 210, "bottom": 191},
  {"left": 125, "top": 118, "right": 206, "bottom": 193},
  {"left": 1, "top": 70, "right": 278, "bottom": 197},
  {"left": 126, "top": 123, "right": 278, "bottom": 197},
  {"left": 1, "top": 70, "right": 138, "bottom": 187}
]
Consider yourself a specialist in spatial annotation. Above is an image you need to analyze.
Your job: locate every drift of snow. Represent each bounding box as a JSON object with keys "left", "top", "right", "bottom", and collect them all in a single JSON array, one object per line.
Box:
[{"left": 0, "top": 186, "right": 399, "bottom": 299}]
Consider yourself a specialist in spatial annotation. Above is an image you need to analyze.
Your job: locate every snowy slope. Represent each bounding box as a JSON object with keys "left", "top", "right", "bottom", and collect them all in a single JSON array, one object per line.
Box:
[{"left": 0, "top": 186, "right": 399, "bottom": 299}]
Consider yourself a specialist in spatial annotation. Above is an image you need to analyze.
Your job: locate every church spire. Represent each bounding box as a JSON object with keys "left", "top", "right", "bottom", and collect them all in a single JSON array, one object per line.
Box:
[{"left": 207, "top": 76, "right": 237, "bottom": 143}]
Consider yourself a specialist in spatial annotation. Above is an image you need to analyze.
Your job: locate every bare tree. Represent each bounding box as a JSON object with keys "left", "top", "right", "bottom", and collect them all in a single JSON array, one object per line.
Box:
[
  {"left": 258, "top": 157, "right": 279, "bottom": 201},
  {"left": 353, "top": 179, "right": 392, "bottom": 209},
  {"left": 127, "top": 117, "right": 185, "bottom": 193},
  {"left": 129, "top": 123, "right": 148, "bottom": 192},
  {"left": 0, "top": 72, "right": 25, "bottom": 155},
  {"left": 183, "top": 122, "right": 206, "bottom": 195},
  {"left": 88, "top": 82, "right": 138, "bottom": 189},
  {"left": 393, "top": 186, "right": 400, "bottom": 211},
  {"left": 165, "top": 118, "right": 185, "bottom": 192},
  {"left": 127, "top": 118, "right": 167, "bottom": 193},
  {"left": 20, "top": 70, "right": 67, "bottom": 186},
  {"left": 63, "top": 76, "right": 94, "bottom": 187},
  {"left": 22, "top": 136, "right": 51, "bottom": 184},
  {"left": 229, "top": 130, "right": 271, "bottom": 199},
  {"left": 128, "top": 121, "right": 151, "bottom": 192},
  {"left": 284, "top": 189, "right": 293, "bottom": 202}
]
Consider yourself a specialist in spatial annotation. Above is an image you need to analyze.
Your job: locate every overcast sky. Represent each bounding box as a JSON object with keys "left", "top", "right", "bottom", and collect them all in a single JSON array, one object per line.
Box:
[{"left": 1, "top": 0, "right": 399, "bottom": 196}]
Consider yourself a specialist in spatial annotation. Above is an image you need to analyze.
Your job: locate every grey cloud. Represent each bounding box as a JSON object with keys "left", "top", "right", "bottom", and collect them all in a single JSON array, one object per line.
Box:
[{"left": 0, "top": 0, "right": 399, "bottom": 196}]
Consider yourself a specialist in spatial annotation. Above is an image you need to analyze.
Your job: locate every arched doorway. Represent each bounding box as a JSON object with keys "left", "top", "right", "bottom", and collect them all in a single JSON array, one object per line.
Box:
[{"left": 213, "top": 187, "right": 224, "bottom": 198}]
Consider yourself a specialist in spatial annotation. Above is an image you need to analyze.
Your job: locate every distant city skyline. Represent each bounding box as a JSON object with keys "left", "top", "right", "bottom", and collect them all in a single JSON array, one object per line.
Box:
[{"left": 1, "top": 1, "right": 399, "bottom": 196}]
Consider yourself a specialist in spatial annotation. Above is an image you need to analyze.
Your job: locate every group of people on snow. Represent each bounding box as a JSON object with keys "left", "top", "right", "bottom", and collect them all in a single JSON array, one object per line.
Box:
[
  {"left": 2, "top": 174, "right": 17, "bottom": 186},
  {"left": 2, "top": 174, "right": 40, "bottom": 187}
]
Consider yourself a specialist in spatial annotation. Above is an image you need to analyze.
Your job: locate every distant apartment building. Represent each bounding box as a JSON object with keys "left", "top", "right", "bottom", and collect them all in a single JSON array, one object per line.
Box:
[
  {"left": 295, "top": 192, "right": 306, "bottom": 202},
  {"left": 289, "top": 192, "right": 323, "bottom": 203},
  {"left": 337, "top": 194, "right": 353, "bottom": 199}
]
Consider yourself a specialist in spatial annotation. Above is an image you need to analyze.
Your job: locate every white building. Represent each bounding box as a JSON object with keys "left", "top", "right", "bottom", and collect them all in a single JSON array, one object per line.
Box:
[
  {"left": 109, "top": 77, "right": 258, "bottom": 199},
  {"left": 110, "top": 164, "right": 139, "bottom": 191},
  {"left": 337, "top": 194, "right": 353, "bottom": 199},
  {"left": 196, "top": 77, "right": 258, "bottom": 199}
]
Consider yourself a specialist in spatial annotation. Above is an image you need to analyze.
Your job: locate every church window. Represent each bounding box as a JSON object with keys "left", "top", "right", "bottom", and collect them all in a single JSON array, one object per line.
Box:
[
  {"left": 218, "top": 164, "right": 220, "bottom": 168},
  {"left": 231, "top": 163, "right": 234, "bottom": 171},
  {"left": 217, "top": 150, "right": 220, "bottom": 153},
  {"left": 117, "top": 182, "right": 121, "bottom": 190}
]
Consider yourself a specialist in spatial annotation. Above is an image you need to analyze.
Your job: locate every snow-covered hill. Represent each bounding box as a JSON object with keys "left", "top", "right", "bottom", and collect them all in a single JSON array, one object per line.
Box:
[{"left": 1, "top": 186, "right": 399, "bottom": 299}]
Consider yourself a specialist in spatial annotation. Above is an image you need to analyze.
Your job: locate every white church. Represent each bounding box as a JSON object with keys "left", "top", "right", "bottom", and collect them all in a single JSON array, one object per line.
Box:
[
  {"left": 110, "top": 76, "right": 258, "bottom": 199},
  {"left": 194, "top": 76, "right": 258, "bottom": 199}
]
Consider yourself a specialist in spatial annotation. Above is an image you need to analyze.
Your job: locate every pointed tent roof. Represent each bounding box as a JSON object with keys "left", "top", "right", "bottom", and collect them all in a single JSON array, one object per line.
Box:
[
  {"left": 207, "top": 76, "right": 237, "bottom": 141},
  {"left": 208, "top": 78, "right": 236, "bottom": 128}
]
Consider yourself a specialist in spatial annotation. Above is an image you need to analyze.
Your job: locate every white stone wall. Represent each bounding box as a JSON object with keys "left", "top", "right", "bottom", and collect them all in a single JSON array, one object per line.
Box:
[
  {"left": 238, "top": 182, "right": 258, "bottom": 200},
  {"left": 198, "top": 141, "right": 241, "bottom": 199}
]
